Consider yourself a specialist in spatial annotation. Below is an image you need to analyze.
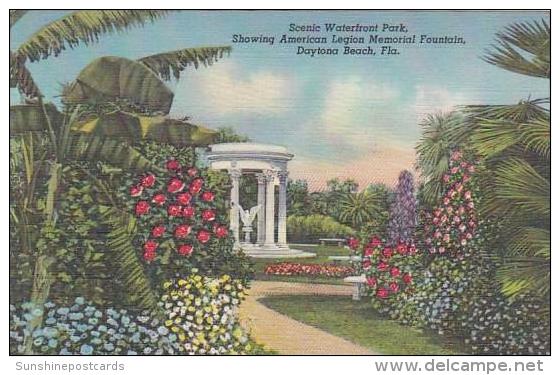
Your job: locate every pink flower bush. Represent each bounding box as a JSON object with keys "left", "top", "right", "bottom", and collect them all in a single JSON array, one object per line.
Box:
[
  {"left": 349, "top": 235, "right": 418, "bottom": 300},
  {"left": 422, "top": 150, "right": 478, "bottom": 256}
]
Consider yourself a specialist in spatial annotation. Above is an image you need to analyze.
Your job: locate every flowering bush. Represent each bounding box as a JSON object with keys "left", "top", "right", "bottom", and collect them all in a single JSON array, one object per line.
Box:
[
  {"left": 349, "top": 235, "right": 420, "bottom": 305},
  {"left": 10, "top": 271, "right": 257, "bottom": 355},
  {"left": 422, "top": 151, "right": 478, "bottom": 256},
  {"left": 122, "top": 160, "right": 253, "bottom": 286},
  {"left": 160, "top": 271, "right": 250, "bottom": 354},
  {"left": 264, "top": 262, "right": 354, "bottom": 278},
  {"left": 390, "top": 251, "right": 550, "bottom": 355},
  {"left": 387, "top": 170, "right": 416, "bottom": 245}
]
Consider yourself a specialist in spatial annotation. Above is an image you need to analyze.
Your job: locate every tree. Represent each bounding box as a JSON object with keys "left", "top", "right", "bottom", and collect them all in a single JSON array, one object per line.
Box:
[
  {"left": 9, "top": 10, "right": 230, "bottom": 352},
  {"left": 449, "top": 20, "right": 550, "bottom": 304},
  {"left": 287, "top": 179, "right": 311, "bottom": 216}
]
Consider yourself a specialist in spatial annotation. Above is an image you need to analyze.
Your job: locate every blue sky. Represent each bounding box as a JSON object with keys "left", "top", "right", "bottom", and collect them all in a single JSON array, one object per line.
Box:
[{"left": 10, "top": 10, "right": 549, "bottom": 190}]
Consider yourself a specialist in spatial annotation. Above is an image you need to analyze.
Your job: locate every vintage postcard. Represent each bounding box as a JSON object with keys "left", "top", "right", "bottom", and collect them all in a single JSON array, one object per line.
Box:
[{"left": 9, "top": 9, "right": 550, "bottom": 359}]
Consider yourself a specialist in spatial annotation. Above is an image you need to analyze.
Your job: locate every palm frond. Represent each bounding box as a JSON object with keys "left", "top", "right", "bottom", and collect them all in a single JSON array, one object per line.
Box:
[
  {"left": 10, "top": 10, "right": 28, "bottom": 29},
  {"left": 506, "top": 227, "right": 550, "bottom": 258},
  {"left": 468, "top": 119, "right": 520, "bottom": 158},
  {"left": 489, "top": 158, "right": 550, "bottom": 217},
  {"left": 16, "top": 10, "right": 169, "bottom": 63},
  {"left": 99, "top": 206, "right": 161, "bottom": 313},
  {"left": 483, "top": 20, "right": 550, "bottom": 78},
  {"left": 520, "top": 117, "right": 550, "bottom": 159},
  {"left": 497, "top": 255, "right": 550, "bottom": 298},
  {"left": 415, "top": 112, "right": 463, "bottom": 205},
  {"left": 139, "top": 46, "right": 231, "bottom": 81},
  {"left": 10, "top": 51, "right": 41, "bottom": 98},
  {"left": 462, "top": 99, "right": 549, "bottom": 123}
]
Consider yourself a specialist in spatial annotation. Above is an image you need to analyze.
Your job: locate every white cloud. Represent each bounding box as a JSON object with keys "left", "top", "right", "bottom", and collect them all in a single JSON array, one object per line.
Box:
[
  {"left": 319, "top": 76, "right": 399, "bottom": 150},
  {"left": 413, "top": 85, "right": 479, "bottom": 121},
  {"left": 172, "top": 61, "right": 296, "bottom": 116}
]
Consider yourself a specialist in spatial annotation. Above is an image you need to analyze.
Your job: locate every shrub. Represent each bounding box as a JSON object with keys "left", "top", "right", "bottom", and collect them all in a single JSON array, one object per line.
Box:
[
  {"left": 287, "top": 214, "right": 354, "bottom": 243},
  {"left": 10, "top": 271, "right": 255, "bottom": 355},
  {"left": 422, "top": 151, "right": 478, "bottom": 256},
  {"left": 349, "top": 235, "right": 421, "bottom": 306},
  {"left": 160, "top": 271, "right": 250, "bottom": 354},
  {"left": 121, "top": 159, "right": 253, "bottom": 289}
]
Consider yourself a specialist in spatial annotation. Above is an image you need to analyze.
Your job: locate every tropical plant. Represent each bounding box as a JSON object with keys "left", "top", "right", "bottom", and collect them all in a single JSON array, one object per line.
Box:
[
  {"left": 448, "top": 20, "right": 550, "bottom": 304},
  {"left": 337, "top": 190, "right": 385, "bottom": 230},
  {"left": 387, "top": 170, "right": 417, "bottom": 245},
  {"left": 9, "top": 10, "right": 231, "bottom": 353},
  {"left": 415, "top": 112, "right": 464, "bottom": 207}
]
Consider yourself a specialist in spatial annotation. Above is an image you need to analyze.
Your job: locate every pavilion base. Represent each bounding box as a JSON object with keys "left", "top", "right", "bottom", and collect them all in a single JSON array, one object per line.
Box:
[{"left": 239, "top": 243, "right": 316, "bottom": 258}]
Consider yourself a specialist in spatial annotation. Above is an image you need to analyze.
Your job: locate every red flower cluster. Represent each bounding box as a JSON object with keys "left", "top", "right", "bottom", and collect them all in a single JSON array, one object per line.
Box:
[
  {"left": 264, "top": 262, "right": 355, "bottom": 278},
  {"left": 422, "top": 150, "right": 478, "bottom": 256},
  {"left": 129, "top": 160, "right": 229, "bottom": 262},
  {"left": 350, "top": 235, "right": 417, "bottom": 299}
]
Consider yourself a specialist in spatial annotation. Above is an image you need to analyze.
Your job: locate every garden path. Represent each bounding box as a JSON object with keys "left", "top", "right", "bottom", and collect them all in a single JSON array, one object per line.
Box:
[{"left": 239, "top": 281, "right": 378, "bottom": 355}]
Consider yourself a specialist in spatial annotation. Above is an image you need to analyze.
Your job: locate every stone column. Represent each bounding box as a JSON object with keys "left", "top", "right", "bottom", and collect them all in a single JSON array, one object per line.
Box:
[
  {"left": 277, "top": 171, "right": 289, "bottom": 247},
  {"left": 228, "top": 169, "right": 241, "bottom": 248},
  {"left": 264, "top": 170, "right": 277, "bottom": 247},
  {"left": 256, "top": 172, "right": 267, "bottom": 246}
]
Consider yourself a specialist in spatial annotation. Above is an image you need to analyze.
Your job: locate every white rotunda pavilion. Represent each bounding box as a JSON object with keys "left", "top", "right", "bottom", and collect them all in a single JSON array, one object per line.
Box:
[{"left": 205, "top": 143, "right": 314, "bottom": 258}]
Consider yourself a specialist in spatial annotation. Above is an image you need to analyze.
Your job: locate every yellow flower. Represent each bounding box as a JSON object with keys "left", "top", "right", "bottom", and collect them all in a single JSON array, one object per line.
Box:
[
  {"left": 178, "top": 279, "right": 187, "bottom": 286},
  {"left": 164, "top": 320, "right": 173, "bottom": 327},
  {"left": 178, "top": 333, "right": 186, "bottom": 342},
  {"left": 163, "top": 281, "right": 172, "bottom": 289}
]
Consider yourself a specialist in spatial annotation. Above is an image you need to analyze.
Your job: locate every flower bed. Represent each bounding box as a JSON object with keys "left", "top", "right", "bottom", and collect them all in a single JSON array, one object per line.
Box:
[
  {"left": 10, "top": 270, "right": 255, "bottom": 355},
  {"left": 264, "top": 262, "right": 355, "bottom": 278}
]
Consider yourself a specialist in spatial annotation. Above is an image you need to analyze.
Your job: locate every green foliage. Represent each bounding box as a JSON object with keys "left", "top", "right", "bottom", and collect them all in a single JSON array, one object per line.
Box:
[
  {"left": 139, "top": 46, "right": 232, "bottom": 81},
  {"left": 10, "top": 51, "right": 41, "bottom": 98},
  {"left": 213, "top": 127, "right": 251, "bottom": 143},
  {"left": 287, "top": 179, "right": 312, "bottom": 216},
  {"left": 483, "top": 19, "right": 550, "bottom": 78},
  {"left": 337, "top": 190, "right": 385, "bottom": 230},
  {"left": 287, "top": 215, "right": 355, "bottom": 244},
  {"left": 100, "top": 207, "right": 161, "bottom": 313},
  {"left": 16, "top": 11, "right": 169, "bottom": 63},
  {"left": 64, "top": 56, "right": 174, "bottom": 114},
  {"left": 415, "top": 112, "right": 464, "bottom": 207}
]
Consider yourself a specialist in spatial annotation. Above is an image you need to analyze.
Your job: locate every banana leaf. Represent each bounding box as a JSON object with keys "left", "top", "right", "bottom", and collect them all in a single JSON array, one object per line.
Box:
[
  {"left": 63, "top": 56, "right": 174, "bottom": 114},
  {"left": 73, "top": 111, "right": 218, "bottom": 147},
  {"left": 10, "top": 104, "right": 62, "bottom": 135}
]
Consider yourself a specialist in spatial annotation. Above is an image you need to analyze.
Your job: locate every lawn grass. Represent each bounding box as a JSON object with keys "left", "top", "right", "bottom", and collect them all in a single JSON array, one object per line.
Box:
[
  {"left": 260, "top": 295, "right": 466, "bottom": 355},
  {"left": 251, "top": 244, "right": 353, "bottom": 285}
]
